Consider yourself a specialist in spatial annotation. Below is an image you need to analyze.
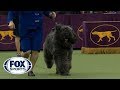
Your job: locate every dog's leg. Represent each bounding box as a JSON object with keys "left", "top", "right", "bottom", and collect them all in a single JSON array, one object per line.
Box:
[
  {"left": 110, "top": 35, "right": 115, "bottom": 41},
  {"left": 44, "top": 48, "right": 54, "bottom": 69},
  {"left": 54, "top": 50, "right": 70, "bottom": 76},
  {"left": 98, "top": 38, "right": 101, "bottom": 42},
  {"left": 0, "top": 36, "right": 5, "bottom": 41},
  {"left": 8, "top": 34, "right": 14, "bottom": 40},
  {"left": 67, "top": 49, "right": 73, "bottom": 75},
  {"left": 56, "top": 67, "right": 60, "bottom": 74},
  {"left": 107, "top": 36, "right": 111, "bottom": 42},
  {"left": 9, "top": 35, "right": 13, "bottom": 40},
  {"left": 98, "top": 37, "right": 103, "bottom": 42}
]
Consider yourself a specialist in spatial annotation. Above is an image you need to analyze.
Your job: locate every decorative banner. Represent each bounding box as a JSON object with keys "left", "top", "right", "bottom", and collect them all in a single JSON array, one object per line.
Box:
[
  {"left": 0, "top": 30, "right": 15, "bottom": 44},
  {"left": 1, "top": 14, "right": 120, "bottom": 50},
  {"left": 82, "top": 21, "right": 120, "bottom": 47},
  {"left": 0, "top": 15, "right": 16, "bottom": 50},
  {"left": 70, "top": 14, "right": 120, "bottom": 49}
]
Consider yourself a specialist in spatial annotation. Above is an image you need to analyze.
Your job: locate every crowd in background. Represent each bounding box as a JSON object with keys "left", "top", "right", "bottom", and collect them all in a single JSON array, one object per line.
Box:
[
  {"left": 0, "top": 11, "right": 120, "bottom": 15},
  {"left": 57, "top": 11, "right": 120, "bottom": 14}
]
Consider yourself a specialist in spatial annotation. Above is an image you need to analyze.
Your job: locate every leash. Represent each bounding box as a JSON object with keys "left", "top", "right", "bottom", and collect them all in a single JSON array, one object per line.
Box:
[{"left": 0, "top": 24, "right": 8, "bottom": 27}]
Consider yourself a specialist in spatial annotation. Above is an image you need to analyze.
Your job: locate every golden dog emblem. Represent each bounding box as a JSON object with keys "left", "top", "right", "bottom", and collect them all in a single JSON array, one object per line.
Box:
[
  {"left": 92, "top": 30, "right": 117, "bottom": 42},
  {"left": 78, "top": 29, "right": 83, "bottom": 32},
  {"left": 0, "top": 30, "right": 15, "bottom": 41},
  {"left": 77, "top": 25, "right": 84, "bottom": 41}
]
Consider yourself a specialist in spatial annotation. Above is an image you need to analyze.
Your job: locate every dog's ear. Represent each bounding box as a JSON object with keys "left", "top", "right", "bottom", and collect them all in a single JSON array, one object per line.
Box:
[
  {"left": 52, "top": 28, "right": 55, "bottom": 31},
  {"left": 55, "top": 23, "right": 62, "bottom": 30},
  {"left": 67, "top": 25, "right": 72, "bottom": 28}
]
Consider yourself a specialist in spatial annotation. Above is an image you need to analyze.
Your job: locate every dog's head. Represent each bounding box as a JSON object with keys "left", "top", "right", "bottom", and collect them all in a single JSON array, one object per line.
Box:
[
  {"left": 92, "top": 31, "right": 98, "bottom": 35},
  {"left": 54, "top": 23, "right": 77, "bottom": 45}
]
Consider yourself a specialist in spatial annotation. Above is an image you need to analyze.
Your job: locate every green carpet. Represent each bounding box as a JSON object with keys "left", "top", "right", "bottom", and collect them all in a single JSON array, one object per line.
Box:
[{"left": 0, "top": 50, "right": 120, "bottom": 79}]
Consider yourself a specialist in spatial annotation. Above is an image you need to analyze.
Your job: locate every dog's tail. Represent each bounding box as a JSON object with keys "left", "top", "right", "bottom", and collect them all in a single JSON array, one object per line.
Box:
[{"left": 111, "top": 30, "right": 118, "bottom": 32}]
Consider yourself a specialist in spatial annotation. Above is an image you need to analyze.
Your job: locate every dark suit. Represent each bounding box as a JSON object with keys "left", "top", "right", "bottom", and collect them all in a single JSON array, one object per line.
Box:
[{"left": 8, "top": 11, "right": 51, "bottom": 52}]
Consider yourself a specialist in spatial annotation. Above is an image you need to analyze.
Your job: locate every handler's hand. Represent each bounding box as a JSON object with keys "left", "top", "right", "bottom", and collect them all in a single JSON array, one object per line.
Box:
[
  {"left": 49, "top": 12, "right": 56, "bottom": 19},
  {"left": 8, "top": 21, "right": 15, "bottom": 29}
]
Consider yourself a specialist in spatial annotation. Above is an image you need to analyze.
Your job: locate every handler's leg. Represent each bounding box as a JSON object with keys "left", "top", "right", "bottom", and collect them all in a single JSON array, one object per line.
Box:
[
  {"left": 20, "top": 36, "right": 31, "bottom": 58},
  {"left": 29, "top": 51, "right": 39, "bottom": 72},
  {"left": 28, "top": 28, "right": 42, "bottom": 76},
  {"left": 21, "top": 50, "right": 31, "bottom": 58},
  {"left": 20, "top": 36, "right": 36, "bottom": 76},
  {"left": 15, "top": 36, "right": 21, "bottom": 56}
]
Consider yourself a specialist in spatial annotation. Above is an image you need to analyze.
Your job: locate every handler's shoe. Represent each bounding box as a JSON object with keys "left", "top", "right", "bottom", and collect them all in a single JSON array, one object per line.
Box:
[
  {"left": 28, "top": 71, "right": 35, "bottom": 76},
  {"left": 17, "top": 53, "right": 21, "bottom": 57}
]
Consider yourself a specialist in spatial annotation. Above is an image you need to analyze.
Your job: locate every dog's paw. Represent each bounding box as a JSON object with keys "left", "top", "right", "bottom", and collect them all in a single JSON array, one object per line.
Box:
[
  {"left": 47, "top": 65, "right": 52, "bottom": 69},
  {"left": 57, "top": 72, "right": 70, "bottom": 76},
  {"left": 60, "top": 73, "right": 70, "bottom": 76}
]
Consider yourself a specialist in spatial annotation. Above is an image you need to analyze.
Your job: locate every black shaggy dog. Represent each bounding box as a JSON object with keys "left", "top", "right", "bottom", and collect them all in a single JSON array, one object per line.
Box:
[{"left": 43, "top": 23, "right": 77, "bottom": 76}]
